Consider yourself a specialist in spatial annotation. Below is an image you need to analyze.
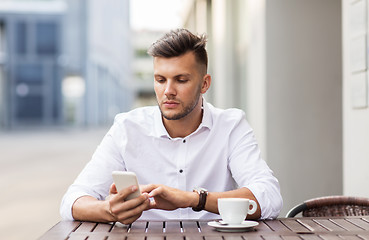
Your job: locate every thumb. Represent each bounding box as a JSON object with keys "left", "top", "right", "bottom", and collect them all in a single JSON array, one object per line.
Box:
[{"left": 110, "top": 183, "right": 118, "bottom": 194}]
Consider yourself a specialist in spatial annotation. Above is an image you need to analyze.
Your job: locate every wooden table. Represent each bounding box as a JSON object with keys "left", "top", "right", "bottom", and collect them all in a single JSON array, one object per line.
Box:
[{"left": 39, "top": 216, "right": 369, "bottom": 240}]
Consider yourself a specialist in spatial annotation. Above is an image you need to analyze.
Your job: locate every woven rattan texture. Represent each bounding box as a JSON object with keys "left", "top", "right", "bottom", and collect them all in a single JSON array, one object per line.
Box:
[{"left": 303, "top": 205, "right": 369, "bottom": 217}]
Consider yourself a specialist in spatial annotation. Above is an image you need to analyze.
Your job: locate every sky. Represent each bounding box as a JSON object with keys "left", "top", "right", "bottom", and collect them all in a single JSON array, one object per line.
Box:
[{"left": 130, "top": 0, "right": 185, "bottom": 31}]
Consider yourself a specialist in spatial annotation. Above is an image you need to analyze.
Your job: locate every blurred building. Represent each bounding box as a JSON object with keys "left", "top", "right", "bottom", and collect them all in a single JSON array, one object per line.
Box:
[
  {"left": 0, "top": 0, "right": 133, "bottom": 129},
  {"left": 0, "top": 1, "right": 65, "bottom": 128},
  {"left": 72, "top": 0, "right": 133, "bottom": 126},
  {"left": 130, "top": 30, "right": 163, "bottom": 108},
  {"left": 183, "top": 0, "right": 343, "bottom": 216}
]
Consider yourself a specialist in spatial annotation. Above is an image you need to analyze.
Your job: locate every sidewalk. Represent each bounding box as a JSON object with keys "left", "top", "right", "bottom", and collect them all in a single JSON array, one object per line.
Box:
[{"left": 0, "top": 127, "right": 108, "bottom": 240}]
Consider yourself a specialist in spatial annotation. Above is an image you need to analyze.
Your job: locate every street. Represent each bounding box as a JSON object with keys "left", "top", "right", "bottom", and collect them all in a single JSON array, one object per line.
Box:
[{"left": 0, "top": 127, "right": 108, "bottom": 240}]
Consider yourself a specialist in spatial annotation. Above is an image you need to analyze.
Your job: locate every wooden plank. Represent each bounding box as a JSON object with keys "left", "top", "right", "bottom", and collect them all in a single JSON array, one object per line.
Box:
[
  {"left": 337, "top": 235, "right": 362, "bottom": 240},
  {"left": 128, "top": 221, "right": 147, "bottom": 234},
  {"left": 313, "top": 219, "right": 345, "bottom": 232},
  {"left": 298, "top": 234, "right": 322, "bottom": 240},
  {"left": 297, "top": 219, "right": 329, "bottom": 232},
  {"left": 264, "top": 219, "right": 291, "bottom": 232},
  {"left": 257, "top": 221, "right": 275, "bottom": 232},
  {"left": 182, "top": 221, "right": 200, "bottom": 233},
  {"left": 346, "top": 218, "right": 369, "bottom": 230},
  {"left": 202, "top": 236, "right": 223, "bottom": 240},
  {"left": 146, "top": 236, "right": 166, "bottom": 240},
  {"left": 280, "top": 219, "right": 311, "bottom": 233},
  {"left": 261, "top": 235, "right": 283, "bottom": 240},
  {"left": 74, "top": 221, "right": 97, "bottom": 232},
  {"left": 126, "top": 235, "right": 148, "bottom": 240},
  {"left": 110, "top": 223, "right": 129, "bottom": 234},
  {"left": 221, "top": 236, "right": 244, "bottom": 240},
  {"left": 166, "top": 235, "right": 186, "bottom": 240},
  {"left": 330, "top": 219, "right": 364, "bottom": 231},
  {"left": 67, "top": 235, "right": 88, "bottom": 240},
  {"left": 86, "top": 234, "right": 109, "bottom": 240},
  {"left": 69, "top": 232, "right": 112, "bottom": 240},
  {"left": 93, "top": 222, "right": 114, "bottom": 232},
  {"left": 280, "top": 236, "right": 302, "bottom": 240},
  {"left": 240, "top": 234, "right": 264, "bottom": 240},
  {"left": 184, "top": 235, "right": 206, "bottom": 240},
  {"left": 38, "top": 221, "right": 81, "bottom": 240},
  {"left": 357, "top": 234, "right": 369, "bottom": 240},
  {"left": 109, "top": 235, "right": 129, "bottom": 240},
  {"left": 198, "top": 221, "right": 214, "bottom": 233},
  {"left": 165, "top": 221, "right": 182, "bottom": 233},
  {"left": 318, "top": 234, "right": 344, "bottom": 240},
  {"left": 146, "top": 221, "right": 164, "bottom": 234}
]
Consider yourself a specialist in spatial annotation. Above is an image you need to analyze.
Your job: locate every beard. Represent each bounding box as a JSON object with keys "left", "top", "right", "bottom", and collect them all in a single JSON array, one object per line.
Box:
[{"left": 158, "top": 86, "right": 202, "bottom": 121}]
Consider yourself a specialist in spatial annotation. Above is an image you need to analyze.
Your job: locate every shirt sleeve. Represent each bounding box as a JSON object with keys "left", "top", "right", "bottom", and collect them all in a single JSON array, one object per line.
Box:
[
  {"left": 227, "top": 114, "right": 283, "bottom": 219},
  {"left": 60, "top": 119, "right": 126, "bottom": 220}
]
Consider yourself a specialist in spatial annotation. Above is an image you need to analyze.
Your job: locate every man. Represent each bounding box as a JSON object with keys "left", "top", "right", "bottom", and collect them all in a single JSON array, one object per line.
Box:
[{"left": 60, "top": 29, "right": 282, "bottom": 224}]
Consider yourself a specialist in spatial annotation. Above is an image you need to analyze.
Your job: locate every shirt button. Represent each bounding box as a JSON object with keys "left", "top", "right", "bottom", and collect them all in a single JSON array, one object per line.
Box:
[
  {"left": 179, "top": 169, "right": 183, "bottom": 173},
  {"left": 183, "top": 139, "right": 186, "bottom": 143}
]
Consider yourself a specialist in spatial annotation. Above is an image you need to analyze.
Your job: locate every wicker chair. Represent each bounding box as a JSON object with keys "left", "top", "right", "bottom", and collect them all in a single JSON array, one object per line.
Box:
[{"left": 286, "top": 196, "right": 369, "bottom": 218}]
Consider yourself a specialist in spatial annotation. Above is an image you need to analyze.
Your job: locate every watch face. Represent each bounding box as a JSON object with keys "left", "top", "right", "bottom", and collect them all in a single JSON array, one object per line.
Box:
[{"left": 194, "top": 187, "right": 208, "bottom": 193}]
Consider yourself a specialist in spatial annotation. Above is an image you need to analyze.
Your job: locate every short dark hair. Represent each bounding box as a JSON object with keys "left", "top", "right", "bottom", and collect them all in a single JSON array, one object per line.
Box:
[{"left": 147, "top": 28, "right": 208, "bottom": 70}]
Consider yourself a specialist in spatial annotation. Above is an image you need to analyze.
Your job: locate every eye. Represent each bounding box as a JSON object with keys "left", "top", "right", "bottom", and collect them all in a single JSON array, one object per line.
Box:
[
  {"left": 178, "top": 78, "right": 188, "bottom": 83},
  {"left": 155, "top": 77, "right": 166, "bottom": 83}
]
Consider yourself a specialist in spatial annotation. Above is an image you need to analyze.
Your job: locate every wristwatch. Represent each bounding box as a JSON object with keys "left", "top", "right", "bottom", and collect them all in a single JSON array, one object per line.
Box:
[{"left": 192, "top": 187, "right": 208, "bottom": 212}]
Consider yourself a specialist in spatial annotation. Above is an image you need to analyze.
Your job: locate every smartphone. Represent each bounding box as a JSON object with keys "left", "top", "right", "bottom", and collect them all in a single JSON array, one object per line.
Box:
[{"left": 112, "top": 171, "right": 141, "bottom": 200}]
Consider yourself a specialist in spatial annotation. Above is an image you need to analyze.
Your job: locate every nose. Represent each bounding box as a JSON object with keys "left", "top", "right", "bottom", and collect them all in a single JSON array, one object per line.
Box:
[{"left": 164, "top": 80, "right": 176, "bottom": 97}]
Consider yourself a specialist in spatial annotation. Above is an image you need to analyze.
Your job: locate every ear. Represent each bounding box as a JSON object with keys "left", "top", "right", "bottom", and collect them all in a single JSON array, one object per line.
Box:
[{"left": 201, "top": 74, "right": 211, "bottom": 94}]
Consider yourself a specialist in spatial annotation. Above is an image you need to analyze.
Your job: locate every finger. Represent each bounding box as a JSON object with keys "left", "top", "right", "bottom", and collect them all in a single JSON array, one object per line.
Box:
[
  {"left": 148, "top": 186, "right": 164, "bottom": 198},
  {"left": 123, "top": 192, "right": 148, "bottom": 207},
  {"left": 116, "top": 198, "right": 150, "bottom": 223},
  {"left": 110, "top": 186, "right": 136, "bottom": 206},
  {"left": 110, "top": 183, "right": 118, "bottom": 194},
  {"left": 149, "top": 198, "right": 157, "bottom": 209},
  {"left": 113, "top": 185, "right": 139, "bottom": 203},
  {"left": 119, "top": 213, "right": 142, "bottom": 225},
  {"left": 111, "top": 193, "right": 149, "bottom": 215},
  {"left": 141, "top": 184, "right": 157, "bottom": 193}
]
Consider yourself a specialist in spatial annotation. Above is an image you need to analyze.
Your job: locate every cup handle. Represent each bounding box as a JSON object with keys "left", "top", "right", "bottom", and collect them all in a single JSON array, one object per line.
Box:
[{"left": 248, "top": 200, "right": 257, "bottom": 215}]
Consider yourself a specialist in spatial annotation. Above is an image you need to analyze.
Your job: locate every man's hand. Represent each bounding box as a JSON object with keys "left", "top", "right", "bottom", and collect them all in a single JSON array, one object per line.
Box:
[
  {"left": 107, "top": 183, "right": 150, "bottom": 224},
  {"left": 142, "top": 184, "right": 198, "bottom": 210}
]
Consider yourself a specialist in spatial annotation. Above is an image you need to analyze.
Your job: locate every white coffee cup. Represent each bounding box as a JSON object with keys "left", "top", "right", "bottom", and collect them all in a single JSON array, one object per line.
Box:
[{"left": 217, "top": 198, "right": 257, "bottom": 225}]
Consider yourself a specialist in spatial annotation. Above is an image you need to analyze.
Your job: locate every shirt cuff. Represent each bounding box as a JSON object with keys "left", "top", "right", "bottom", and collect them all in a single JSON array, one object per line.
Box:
[
  {"left": 60, "top": 191, "right": 93, "bottom": 220},
  {"left": 246, "top": 183, "right": 282, "bottom": 219}
]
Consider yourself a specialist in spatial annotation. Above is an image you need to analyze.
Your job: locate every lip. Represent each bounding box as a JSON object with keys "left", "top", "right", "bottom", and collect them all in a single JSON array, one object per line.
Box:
[{"left": 163, "top": 101, "right": 179, "bottom": 108}]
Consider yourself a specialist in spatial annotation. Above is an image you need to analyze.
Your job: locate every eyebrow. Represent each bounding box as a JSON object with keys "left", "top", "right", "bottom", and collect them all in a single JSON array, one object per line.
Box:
[{"left": 154, "top": 74, "right": 191, "bottom": 78}]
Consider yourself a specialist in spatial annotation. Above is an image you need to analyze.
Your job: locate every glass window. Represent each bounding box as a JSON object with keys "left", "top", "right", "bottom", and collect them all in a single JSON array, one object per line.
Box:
[
  {"left": 15, "top": 21, "right": 27, "bottom": 55},
  {"left": 15, "top": 63, "right": 43, "bottom": 83},
  {"left": 16, "top": 95, "right": 43, "bottom": 119},
  {"left": 36, "top": 22, "right": 58, "bottom": 55}
]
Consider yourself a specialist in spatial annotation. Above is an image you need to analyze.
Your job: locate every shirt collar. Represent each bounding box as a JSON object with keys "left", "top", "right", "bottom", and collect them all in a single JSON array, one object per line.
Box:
[{"left": 154, "top": 97, "right": 213, "bottom": 139}]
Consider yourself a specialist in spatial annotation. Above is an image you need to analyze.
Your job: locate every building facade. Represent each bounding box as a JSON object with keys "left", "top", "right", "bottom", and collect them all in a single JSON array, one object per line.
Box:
[
  {"left": 0, "top": 0, "right": 133, "bottom": 129},
  {"left": 0, "top": 1, "right": 65, "bottom": 128}
]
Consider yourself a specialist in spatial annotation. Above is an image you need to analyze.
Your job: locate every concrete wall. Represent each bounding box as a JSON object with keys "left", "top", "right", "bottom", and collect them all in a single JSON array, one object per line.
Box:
[
  {"left": 264, "top": 0, "right": 342, "bottom": 215},
  {"left": 342, "top": 0, "right": 369, "bottom": 197},
  {"left": 184, "top": 0, "right": 343, "bottom": 216}
]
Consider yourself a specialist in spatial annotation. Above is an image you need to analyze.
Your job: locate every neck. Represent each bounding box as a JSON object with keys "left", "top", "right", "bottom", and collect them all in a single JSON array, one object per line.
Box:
[{"left": 162, "top": 99, "right": 203, "bottom": 138}]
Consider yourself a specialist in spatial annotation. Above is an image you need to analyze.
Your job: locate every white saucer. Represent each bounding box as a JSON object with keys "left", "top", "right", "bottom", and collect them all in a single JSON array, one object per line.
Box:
[{"left": 208, "top": 220, "right": 259, "bottom": 232}]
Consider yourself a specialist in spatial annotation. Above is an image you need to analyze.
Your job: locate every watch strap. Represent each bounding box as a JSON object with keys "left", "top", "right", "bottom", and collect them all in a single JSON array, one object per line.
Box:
[{"left": 192, "top": 188, "right": 208, "bottom": 212}]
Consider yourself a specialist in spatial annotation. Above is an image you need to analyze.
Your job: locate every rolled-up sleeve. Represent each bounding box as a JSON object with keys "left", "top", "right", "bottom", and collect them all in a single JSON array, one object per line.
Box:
[
  {"left": 228, "top": 115, "right": 283, "bottom": 219},
  {"left": 60, "top": 120, "right": 126, "bottom": 220}
]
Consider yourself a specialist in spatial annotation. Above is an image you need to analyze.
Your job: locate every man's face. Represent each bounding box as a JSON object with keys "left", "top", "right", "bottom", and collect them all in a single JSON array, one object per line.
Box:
[{"left": 153, "top": 51, "right": 209, "bottom": 121}]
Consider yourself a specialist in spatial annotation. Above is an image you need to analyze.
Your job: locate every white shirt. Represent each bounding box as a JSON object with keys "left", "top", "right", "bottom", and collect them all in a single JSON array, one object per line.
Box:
[{"left": 60, "top": 99, "right": 282, "bottom": 220}]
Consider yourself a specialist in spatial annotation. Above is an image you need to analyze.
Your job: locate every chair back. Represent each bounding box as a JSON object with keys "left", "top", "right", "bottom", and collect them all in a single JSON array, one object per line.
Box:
[{"left": 286, "top": 196, "right": 369, "bottom": 217}]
